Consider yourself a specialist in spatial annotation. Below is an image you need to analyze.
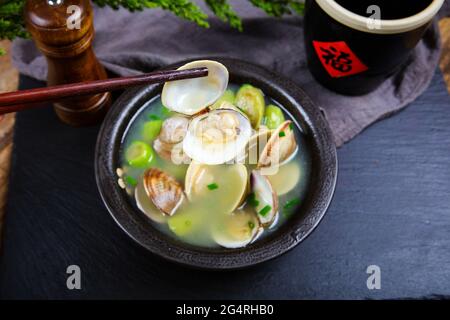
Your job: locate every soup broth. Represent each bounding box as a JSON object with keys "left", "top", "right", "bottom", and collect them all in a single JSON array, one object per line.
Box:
[{"left": 119, "top": 84, "right": 311, "bottom": 248}]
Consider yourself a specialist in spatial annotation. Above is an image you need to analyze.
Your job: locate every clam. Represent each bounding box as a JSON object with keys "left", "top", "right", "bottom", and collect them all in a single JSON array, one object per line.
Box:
[
  {"left": 135, "top": 178, "right": 167, "bottom": 224},
  {"left": 265, "top": 161, "right": 301, "bottom": 196},
  {"left": 183, "top": 108, "right": 252, "bottom": 165},
  {"left": 243, "top": 128, "right": 272, "bottom": 166},
  {"left": 257, "top": 120, "right": 297, "bottom": 169},
  {"left": 153, "top": 139, "right": 190, "bottom": 164},
  {"left": 158, "top": 116, "right": 189, "bottom": 144},
  {"left": 143, "top": 168, "right": 184, "bottom": 216},
  {"left": 161, "top": 60, "right": 229, "bottom": 115},
  {"left": 185, "top": 162, "right": 248, "bottom": 214},
  {"left": 251, "top": 170, "right": 278, "bottom": 227},
  {"left": 153, "top": 116, "right": 191, "bottom": 164},
  {"left": 211, "top": 209, "right": 263, "bottom": 249}
]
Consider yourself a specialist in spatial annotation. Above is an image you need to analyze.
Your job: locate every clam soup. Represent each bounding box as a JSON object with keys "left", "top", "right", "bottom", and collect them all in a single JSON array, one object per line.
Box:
[{"left": 118, "top": 61, "right": 311, "bottom": 249}]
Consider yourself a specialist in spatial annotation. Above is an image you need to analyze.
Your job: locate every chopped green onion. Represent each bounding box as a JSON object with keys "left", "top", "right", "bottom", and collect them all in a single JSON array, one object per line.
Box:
[
  {"left": 207, "top": 183, "right": 219, "bottom": 190},
  {"left": 247, "top": 193, "right": 259, "bottom": 207},
  {"left": 125, "top": 176, "right": 138, "bottom": 187},
  {"left": 248, "top": 221, "right": 255, "bottom": 230},
  {"left": 279, "top": 131, "right": 286, "bottom": 137},
  {"left": 148, "top": 114, "right": 160, "bottom": 121},
  {"left": 284, "top": 198, "right": 301, "bottom": 210},
  {"left": 259, "top": 205, "right": 272, "bottom": 217},
  {"left": 289, "top": 123, "right": 294, "bottom": 130}
]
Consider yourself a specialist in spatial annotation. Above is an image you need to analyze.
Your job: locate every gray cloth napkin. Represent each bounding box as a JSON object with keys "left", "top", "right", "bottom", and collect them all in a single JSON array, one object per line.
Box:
[{"left": 12, "top": 2, "right": 449, "bottom": 146}]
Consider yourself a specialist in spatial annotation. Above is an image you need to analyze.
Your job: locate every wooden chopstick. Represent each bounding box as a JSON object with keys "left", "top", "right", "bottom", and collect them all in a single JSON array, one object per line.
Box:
[{"left": 0, "top": 67, "right": 208, "bottom": 114}]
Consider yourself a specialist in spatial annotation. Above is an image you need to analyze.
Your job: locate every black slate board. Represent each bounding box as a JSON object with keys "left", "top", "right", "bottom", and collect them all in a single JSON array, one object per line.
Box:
[{"left": 1, "top": 71, "right": 450, "bottom": 299}]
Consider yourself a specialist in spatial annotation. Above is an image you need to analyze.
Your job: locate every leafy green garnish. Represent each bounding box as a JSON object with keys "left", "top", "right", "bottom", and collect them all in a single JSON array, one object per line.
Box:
[
  {"left": 148, "top": 114, "right": 161, "bottom": 121},
  {"left": 207, "top": 183, "right": 219, "bottom": 190},
  {"left": 283, "top": 198, "right": 300, "bottom": 210},
  {"left": 279, "top": 131, "right": 286, "bottom": 137},
  {"left": 259, "top": 205, "right": 272, "bottom": 217},
  {"left": 247, "top": 193, "right": 259, "bottom": 207},
  {"left": 289, "top": 123, "right": 294, "bottom": 130},
  {"left": 282, "top": 198, "right": 300, "bottom": 218}
]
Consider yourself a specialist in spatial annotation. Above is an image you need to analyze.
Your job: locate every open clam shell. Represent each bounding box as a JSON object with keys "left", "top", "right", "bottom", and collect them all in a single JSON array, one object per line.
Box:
[
  {"left": 161, "top": 60, "right": 229, "bottom": 115},
  {"left": 265, "top": 161, "right": 301, "bottom": 196},
  {"left": 211, "top": 209, "right": 263, "bottom": 249},
  {"left": 251, "top": 170, "right": 279, "bottom": 227},
  {"left": 135, "top": 178, "right": 167, "bottom": 224},
  {"left": 257, "top": 120, "right": 297, "bottom": 169},
  {"left": 185, "top": 162, "right": 248, "bottom": 214},
  {"left": 183, "top": 108, "right": 252, "bottom": 165},
  {"left": 143, "top": 168, "right": 184, "bottom": 216},
  {"left": 242, "top": 127, "right": 273, "bottom": 165}
]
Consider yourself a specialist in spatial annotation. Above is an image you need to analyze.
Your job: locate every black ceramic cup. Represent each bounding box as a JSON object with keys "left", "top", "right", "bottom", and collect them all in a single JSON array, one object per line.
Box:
[
  {"left": 304, "top": 0, "right": 444, "bottom": 95},
  {"left": 95, "top": 58, "right": 338, "bottom": 270}
]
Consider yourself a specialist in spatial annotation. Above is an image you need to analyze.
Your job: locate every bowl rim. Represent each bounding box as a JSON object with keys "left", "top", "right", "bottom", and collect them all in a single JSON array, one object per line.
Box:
[{"left": 95, "top": 57, "right": 338, "bottom": 270}]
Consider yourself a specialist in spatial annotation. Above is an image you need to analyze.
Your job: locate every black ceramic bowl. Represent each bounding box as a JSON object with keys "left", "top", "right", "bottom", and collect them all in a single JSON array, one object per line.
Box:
[{"left": 95, "top": 57, "right": 337, "bottom": 270}]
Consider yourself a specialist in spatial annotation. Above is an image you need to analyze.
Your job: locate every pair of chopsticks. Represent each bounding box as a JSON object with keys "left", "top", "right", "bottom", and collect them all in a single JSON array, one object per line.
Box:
[{"left": 0, "top": 67, "right": 208, "bottom": 115}]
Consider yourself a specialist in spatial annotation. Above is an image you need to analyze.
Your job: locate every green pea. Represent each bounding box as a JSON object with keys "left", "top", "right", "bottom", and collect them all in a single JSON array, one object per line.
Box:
[
  {"left": 211, "top": 89, "right": 236, "bottom": 109},
  {"left": 142, "top": 119, "right": 163, "bottom": 141},
  {"left": 235, "top": 84, "right": 265, "bottom": 129},
  {"left": 125, "top": 141, "right": 154, "bottom": 168},
  {"left": 264, "top": 105, "right": 285, "bottom": 130}
]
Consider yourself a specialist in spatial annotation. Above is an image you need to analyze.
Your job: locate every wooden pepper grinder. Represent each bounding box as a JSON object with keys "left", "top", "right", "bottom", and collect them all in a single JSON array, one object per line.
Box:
[{"left": 25, "top": 0, "right": 111, "bottom": 126}]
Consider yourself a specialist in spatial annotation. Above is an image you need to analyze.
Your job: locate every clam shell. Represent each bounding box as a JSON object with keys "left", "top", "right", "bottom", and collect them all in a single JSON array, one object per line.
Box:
[
  {"left": 161, "top": 60, "right": 229, "bottom": 115},
  {"left": 211, "top": 209, "right": 263, "bottom": 249},
  {"left": 242, "top": 128, "right": 272, "bottom": 165},
  {"left": 143, "top": 168, "right": 184, "bottom": 216},
  {"left": 185, "top": 162, "right": 248, "bottom": 214},
  {"left": 265, "top": 161, "right": 301, "bottom": 196},
  {"left": 182, "top": 108, "right": 252, "bottom": 165},
  {"left": 153, "top": 138, "right": 190, "bottom": 165},
  {"left": 257, "top": 120, "right": 297, "bottom": 169},
  {"left": 135, "top": 179, "right": 167, "bottom": 224},
  {"left": 251, "top": 170, "right": 279, "bottom": 227}
]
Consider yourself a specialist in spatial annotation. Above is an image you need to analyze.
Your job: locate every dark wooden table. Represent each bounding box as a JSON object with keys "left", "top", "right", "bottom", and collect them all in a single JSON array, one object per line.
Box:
[{"left": 0, "top": 70, "right": 449, "bottom": 299}]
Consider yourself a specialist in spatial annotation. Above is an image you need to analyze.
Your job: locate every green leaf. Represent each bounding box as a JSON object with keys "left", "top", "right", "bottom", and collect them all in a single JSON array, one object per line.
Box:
[
  {"left": 205, "top": 0, "right": 242, "bottom": 31},
  {"left": 249, "top": 0, "right": 304, "bottom": 17},
  {"left": 93, "top": 0, "right": 210, "bottom": 28}
]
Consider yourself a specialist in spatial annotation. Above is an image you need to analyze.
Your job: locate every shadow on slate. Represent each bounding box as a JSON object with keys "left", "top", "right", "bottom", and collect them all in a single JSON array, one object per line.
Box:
[{"left": 1, "top": 71, "right": 450, "bottom": 299}]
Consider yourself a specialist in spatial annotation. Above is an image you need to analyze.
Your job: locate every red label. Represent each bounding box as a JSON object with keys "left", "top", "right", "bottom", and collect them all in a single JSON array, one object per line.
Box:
[{"left": 312, "top": 41, "right": 368, "bottom": 78}]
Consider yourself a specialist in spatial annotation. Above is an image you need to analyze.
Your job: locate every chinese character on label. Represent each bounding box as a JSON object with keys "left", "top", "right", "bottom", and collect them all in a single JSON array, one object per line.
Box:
[{"left": 313, "top": 41, "right": 368, "bottom": 78}]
